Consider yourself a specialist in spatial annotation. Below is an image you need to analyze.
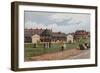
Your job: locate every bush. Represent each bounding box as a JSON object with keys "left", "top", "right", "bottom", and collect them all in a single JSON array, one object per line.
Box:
[{"left": 79, "top": 44, "right": 85, "bottom": 50}]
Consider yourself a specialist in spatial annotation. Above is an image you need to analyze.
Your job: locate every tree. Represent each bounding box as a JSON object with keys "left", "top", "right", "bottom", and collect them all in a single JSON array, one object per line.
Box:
[
  {"left": 40, "top": 29, "right": 52, "bottom": 48},
  {"left": 79, "top": 37, "right": 85, "bottom": 50}
]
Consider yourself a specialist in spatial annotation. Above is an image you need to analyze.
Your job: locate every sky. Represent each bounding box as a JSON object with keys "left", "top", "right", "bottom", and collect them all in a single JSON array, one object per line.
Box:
[{"left": 24, "top": 11, "right": 90, "bottom": 34}]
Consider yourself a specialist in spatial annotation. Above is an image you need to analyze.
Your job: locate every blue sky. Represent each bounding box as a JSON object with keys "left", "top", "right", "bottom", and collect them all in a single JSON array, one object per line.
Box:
[{"left": 24, "top": 11, "right": 90, "bottom": 34}]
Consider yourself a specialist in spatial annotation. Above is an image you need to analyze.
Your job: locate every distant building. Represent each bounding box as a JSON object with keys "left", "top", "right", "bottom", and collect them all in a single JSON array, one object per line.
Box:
[
  {"left": 32, "top": 34, "right": 40, "bottom": 44},
  {"left": 52, "top": 32, "right": 66, "bottom": 43},
  {"left": 74, "top": 30, "right": 90, "bottom": 39},
  {"left": 24, "top": 28, "right": 67, "bottom": 43},
  {"left": 24, "top": 28, "right": 52, "bottom": 43},
  {"left": 24, "top": 29, "right": 89, "bottom": 44},
  {"left": 24, "top": 29, "right": 33, "bottom": 43},
  {"left": 66, "top": 34, "right": 74, "bottom": 43},
  {"left": 32, "top": 28, "right": 45, "bottom": 35}
]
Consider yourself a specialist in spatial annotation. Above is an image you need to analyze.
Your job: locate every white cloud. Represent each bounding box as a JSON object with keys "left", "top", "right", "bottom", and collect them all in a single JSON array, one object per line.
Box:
[
  {"left": 49, "top": 13, "right": 90, "bottom": 25},
  {"left": 25, "top": 22, "right": 59, "bottom": 32},
  {"left": 25, "top": 21, "right": 46, "bottom": 29},
  {"left": 25, "top": 12, "right": 90, "bottom": 34},
  {"left": 49, "top": 13, "right": 71, "bottom": 22}
]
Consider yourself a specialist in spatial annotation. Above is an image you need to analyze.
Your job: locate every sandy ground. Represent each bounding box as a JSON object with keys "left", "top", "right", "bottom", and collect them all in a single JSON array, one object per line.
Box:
[{"left": 28, "top": 48, "right": 90, "bottom": 61}]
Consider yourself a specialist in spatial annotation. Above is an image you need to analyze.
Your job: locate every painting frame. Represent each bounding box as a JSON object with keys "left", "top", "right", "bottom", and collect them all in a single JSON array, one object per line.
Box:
[{"left": 11, "top": 1, "right": 98, "bottom": 71}]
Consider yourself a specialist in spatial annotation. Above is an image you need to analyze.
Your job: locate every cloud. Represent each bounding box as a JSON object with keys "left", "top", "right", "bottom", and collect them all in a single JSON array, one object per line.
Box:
[
  {"left": 25, "top": 21, "right": 46, "bottom": 29},
  {"left": 49, "top": 13, "right": 90, "bottom": 26},
  {"left": 25, "top": 12, "right": 90, "bottom": 34},
  {"left": 49, "top": 13, "right": 72, "bottom": 22}
]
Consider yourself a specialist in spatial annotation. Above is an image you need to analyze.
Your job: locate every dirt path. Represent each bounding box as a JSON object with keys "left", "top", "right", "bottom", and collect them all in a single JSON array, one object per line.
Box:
[
  {"left": 68, "top": 50, "right": 90, "bottom": 59},
  {"left": 29, "top": 49, "right": 90, "bottom": 61}
]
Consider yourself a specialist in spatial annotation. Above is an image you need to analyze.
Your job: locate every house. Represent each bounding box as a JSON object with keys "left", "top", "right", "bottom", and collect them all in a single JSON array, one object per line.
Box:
[
  {"left": 66, "top": 34, "right": 74, "bottom": 43},
  {"left": 24, "top": 28, "right": 52, "bottom": 43},
  {"left": 24, "top": 28, "right": 70, "bottom": 44},
  {"left": 24, "top": 29, "right": 33, "bottom": 43},
  {"left": 74, "top": 30, "right": 90, "bottom": 39},
  {"left": 52, "top": 32, "right": 66, "bottom": 43},
  {"left": 24, "top": 28, "right": 44, "bottom": 43},
  {"left": 25, "top": 29, "right": 90, "bottom": 44},
  {"left": 32, "top": 34, "right": 40, "bottom": 44}
]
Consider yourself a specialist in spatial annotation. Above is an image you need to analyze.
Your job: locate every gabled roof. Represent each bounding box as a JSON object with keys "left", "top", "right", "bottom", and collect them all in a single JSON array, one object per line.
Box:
[
  {"left": 32, "top": 34, "right": 40, "bottom": 38},
  {"left": 52, "top": 32, "right": 66, "bottom": 38}
]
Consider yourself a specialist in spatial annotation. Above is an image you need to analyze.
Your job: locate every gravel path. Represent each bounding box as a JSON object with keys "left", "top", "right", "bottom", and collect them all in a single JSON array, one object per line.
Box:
[{"left": 29, "top": 49, "right": 90, "bottom": 61}]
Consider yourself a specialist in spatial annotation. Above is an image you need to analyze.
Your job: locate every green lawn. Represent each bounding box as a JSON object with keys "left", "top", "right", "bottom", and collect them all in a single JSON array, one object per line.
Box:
[
  {"left": 24, "top": 37, "right": 90, "bottom": 61},
  {"left": 24, "top": 42, "right": 79, "bottom": 60}
]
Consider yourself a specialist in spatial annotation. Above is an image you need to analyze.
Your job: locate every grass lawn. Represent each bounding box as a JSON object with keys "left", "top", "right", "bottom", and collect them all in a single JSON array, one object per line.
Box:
[
  {"left": 24, "top": 37, "right": 90, "bottom": 61},
  {"left": 24, "top": 42, "right": 79, "bottom": 60}
]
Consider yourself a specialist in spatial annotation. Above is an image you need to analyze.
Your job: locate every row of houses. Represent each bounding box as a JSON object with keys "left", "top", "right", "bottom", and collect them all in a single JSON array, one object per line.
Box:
[{"left": 24, "top": 28, "right": 90, "bottom": 44}]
